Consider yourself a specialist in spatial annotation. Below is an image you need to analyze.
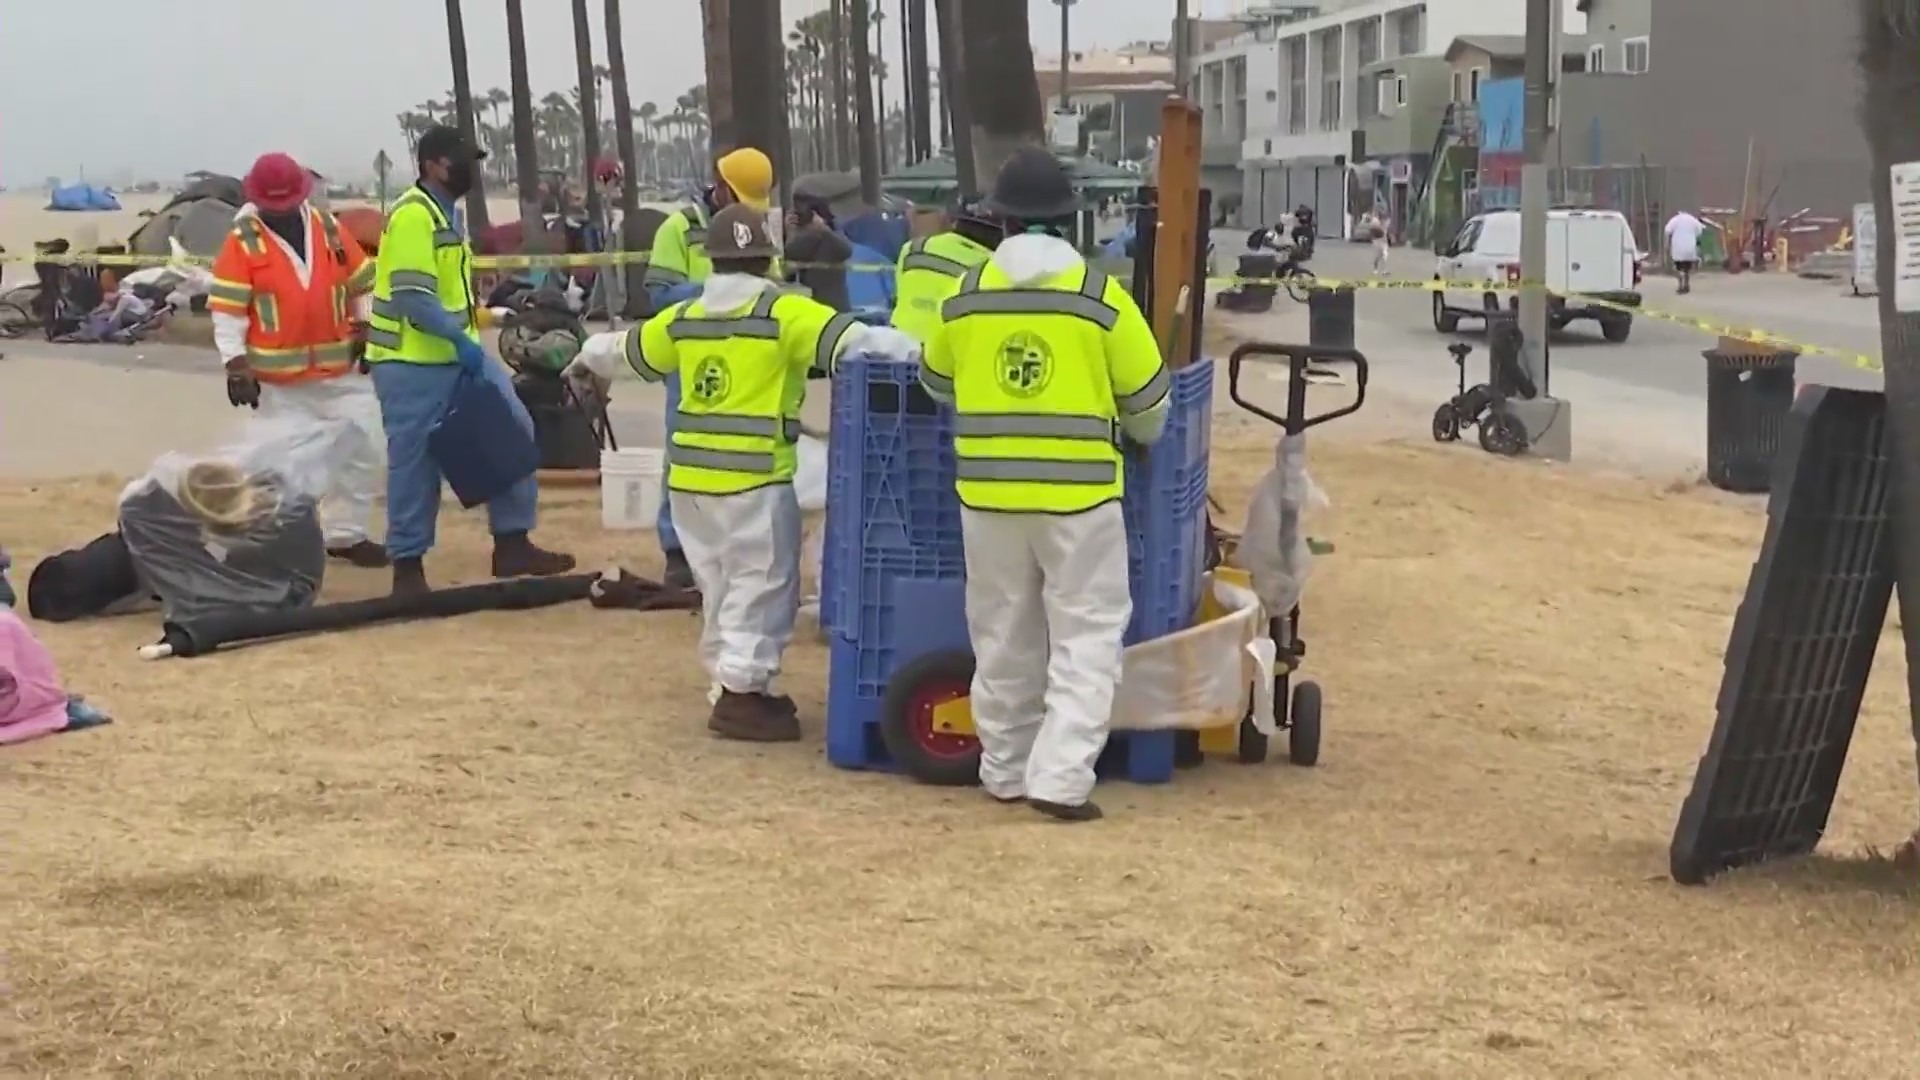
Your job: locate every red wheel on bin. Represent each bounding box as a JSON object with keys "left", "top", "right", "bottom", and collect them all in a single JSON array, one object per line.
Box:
[{"left": 878, "top": 649, "right": 981, "bottom": 786}]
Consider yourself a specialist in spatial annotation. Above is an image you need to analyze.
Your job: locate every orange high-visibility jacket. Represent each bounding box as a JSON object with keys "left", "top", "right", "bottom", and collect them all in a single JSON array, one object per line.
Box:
[{"left": 207, "top": 207, "right": 375, "bottom": 383}]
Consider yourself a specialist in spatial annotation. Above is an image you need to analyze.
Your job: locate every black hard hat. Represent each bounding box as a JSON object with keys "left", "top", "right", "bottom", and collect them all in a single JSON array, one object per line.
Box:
[
  {"left": 981, "top": 146, "right": 1080, "bottom": 222},
  {"left": 948, "top": 192, "right": 996, "bottom": 228},
  {"left": 416, "top": 124, "right": 487, "bottom": 168}
]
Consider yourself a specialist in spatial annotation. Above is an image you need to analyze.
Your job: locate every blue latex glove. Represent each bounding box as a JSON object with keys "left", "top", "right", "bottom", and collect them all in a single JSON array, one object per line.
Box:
[{"left": 453, "top": 335, "right": 489, "bottom": 375}]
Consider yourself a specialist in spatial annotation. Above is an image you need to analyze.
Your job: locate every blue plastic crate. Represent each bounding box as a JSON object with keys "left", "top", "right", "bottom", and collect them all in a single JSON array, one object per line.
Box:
[
  {"left": 821, "top": 358, "right": 965, "bottom": 640},
  {"left": 1123, "top": 361, "right": 1214, "bottom": 643}
]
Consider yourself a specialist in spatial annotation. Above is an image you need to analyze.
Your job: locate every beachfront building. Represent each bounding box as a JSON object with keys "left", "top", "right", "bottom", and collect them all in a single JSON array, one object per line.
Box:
[{"left": 1193, "top": 0, "right": 1589, "bottom": 236}]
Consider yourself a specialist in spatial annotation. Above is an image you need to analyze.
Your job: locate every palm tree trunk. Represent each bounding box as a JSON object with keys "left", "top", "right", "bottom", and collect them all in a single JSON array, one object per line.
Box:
[
  {"left": 957, "top": 0, "right": 1041, "bottom": 184},
  {"left": 828, "top": 0, "right": 851, "bottom": 169},
  {"left": 1858, "top": 0, "right": 1920, "bottom": 829},
  {"left": 850, "top": 0, "right": 882, "bottom": 202},
  {"left": 933, "top": 0, "right": 977, "bottom": 193},
  {"left": 443, "top": 0, "right": 491, "bottom": 230},
  {"left": 571, "top": 0, "right": 605, "bottom": 223},
  {"left": 506, "top": 0, "right": 543, "bottom": 248},
  {"left": 906, "top": 0, "right": 930, "bottom": 162},
  {"left": 605, "top": 0, "right": 641, "bottom": 214}
]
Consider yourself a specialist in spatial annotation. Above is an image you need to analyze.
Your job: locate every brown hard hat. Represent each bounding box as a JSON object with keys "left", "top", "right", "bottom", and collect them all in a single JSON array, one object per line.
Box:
[{"left": 707, "top": 203, "right": 779, "bottom": 261}]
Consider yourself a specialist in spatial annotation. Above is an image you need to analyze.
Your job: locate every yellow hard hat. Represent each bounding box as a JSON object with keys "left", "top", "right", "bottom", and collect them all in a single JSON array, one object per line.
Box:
[{"left": 715, "top": 147, "right": 774, "bottom": 211}]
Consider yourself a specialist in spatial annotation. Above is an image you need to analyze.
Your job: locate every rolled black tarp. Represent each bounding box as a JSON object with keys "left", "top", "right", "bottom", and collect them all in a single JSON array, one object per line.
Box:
[{"left": 151, "top": 572, "right": 601, "bottom": 658}]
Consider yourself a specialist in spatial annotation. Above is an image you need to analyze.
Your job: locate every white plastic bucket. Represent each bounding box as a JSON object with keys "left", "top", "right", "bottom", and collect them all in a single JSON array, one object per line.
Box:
[{"left": 601, "top": 448, "right": 664, "bottom": 530}]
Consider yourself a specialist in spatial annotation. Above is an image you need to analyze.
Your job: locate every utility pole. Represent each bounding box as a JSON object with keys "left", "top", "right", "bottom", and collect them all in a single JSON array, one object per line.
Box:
[
  {"left": 1173, "top": 0, "right": 1191, "bottom": 93},
  {"left": 851, "top": 0, "right": 882, "bottom": 204},
  {"left": 1055, "top": 0, "right": 1075, "bottom": 115},
  {"left": 1513, "top": 0, "right": 1571, "bottom": 460}
]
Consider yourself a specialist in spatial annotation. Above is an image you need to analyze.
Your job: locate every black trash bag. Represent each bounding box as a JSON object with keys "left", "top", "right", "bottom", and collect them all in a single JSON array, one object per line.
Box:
[{"left": 117, "top": 463, "right": 326, "bottom": 627}]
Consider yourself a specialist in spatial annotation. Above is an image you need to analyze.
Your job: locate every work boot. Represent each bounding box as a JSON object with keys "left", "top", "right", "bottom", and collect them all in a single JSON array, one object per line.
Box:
[
  {"left": 1028, "top": 798, "right": 1104, "bottom": 823},
  {"left": 662, "top": 548, "right": 696, "bottom": 591},
  {"left": 390, "top": 557, "right": 430, "bottom": 599},
  {"left": 490, "top": 531, "right": 577, "bottom": 578},
  {"left": 326, "top": 539, "right": 392, "bottom": 569},
  {"left": 707, "top": 690, "right": 802, "bottom": 743}
]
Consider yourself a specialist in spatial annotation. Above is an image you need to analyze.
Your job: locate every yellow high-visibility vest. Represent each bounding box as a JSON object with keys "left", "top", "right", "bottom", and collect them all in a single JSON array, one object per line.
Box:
[
  {"left": 890, "top": 231, "right": 992, "bottom": 343},
  {"left": 621, "top": 288, "right": 860, "bottom": 495},
  {"left": 363, "top": 186, "right": 477, "bottom": 364},
  {"left": 924, "top": 258, "right": 1169, "bottom": 514}
]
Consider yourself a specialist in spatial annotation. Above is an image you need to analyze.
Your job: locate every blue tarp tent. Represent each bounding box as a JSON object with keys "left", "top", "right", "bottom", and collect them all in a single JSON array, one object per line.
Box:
[
  {"left": 47, "top": 184, "right": 121, "bottom": 212},
  {"left": 845, "top": 241, "right": 896, "bottom": 325}
]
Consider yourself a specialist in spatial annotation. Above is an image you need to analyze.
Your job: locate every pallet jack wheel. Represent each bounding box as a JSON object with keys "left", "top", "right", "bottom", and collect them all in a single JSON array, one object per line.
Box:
[
  {"left": 877, "top": 649, "right": 981, "bottom": 786},
  {"left": 1288, "top": 681, "right": 1323, "bottom": 766}
]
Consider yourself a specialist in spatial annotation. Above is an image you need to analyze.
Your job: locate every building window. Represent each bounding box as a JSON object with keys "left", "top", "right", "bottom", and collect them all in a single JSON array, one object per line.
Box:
[
  {"left": 1285, "top": 37, "right": 1308, "bottom": 134},
  {"left": 1394, "top": 5, "right": 1426, "bottom": 56},
  {"left": 1623, "top": 36, "right": 1649, "bottom": 73},
  {"left": 1469, "top": 66, "right": 1485, "bottom": 102},
  {"left": 1586, "top": 44, "right": 1606, "bottom": 72},
  {"left": 1396, "top": 74, "right": 1407, "bottom": 106},
  {"left": 1356, "top": 17, "right": 1380, "bottom": 69},
  {"left": 1374, "top": 73, "right": 1395, "bottom": 116},
  {"left": 1450, "top": 68, "right": 1465, "bottom": 102},
  {"left": 1317, "top": 27, "right": 1343, "bottom": 131}
]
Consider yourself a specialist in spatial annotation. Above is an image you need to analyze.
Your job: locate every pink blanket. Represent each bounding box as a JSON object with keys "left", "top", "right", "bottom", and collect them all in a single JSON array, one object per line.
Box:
[{"left": 0, "top": 610, "right": 72, "bottom": 745}]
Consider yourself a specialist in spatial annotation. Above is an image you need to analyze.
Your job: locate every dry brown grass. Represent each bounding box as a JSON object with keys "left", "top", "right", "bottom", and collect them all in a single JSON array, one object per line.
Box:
[{"left": 2, "top": 434, "right": 1916, "bottom": 1078}]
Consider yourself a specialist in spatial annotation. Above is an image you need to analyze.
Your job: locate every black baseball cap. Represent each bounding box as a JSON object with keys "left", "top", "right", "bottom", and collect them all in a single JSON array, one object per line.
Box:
[{"left": 416, "top": 124, "right": 487, "bottom": 166}]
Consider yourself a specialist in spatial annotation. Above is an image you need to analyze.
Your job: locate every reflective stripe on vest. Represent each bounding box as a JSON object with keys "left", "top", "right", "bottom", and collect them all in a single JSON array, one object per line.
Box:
[
  {"left": 248, "top": 340, "right": 356, "bottom": 382},
  {"left": 940, "top": 263, "right": 1128, "bottom": 513},
  {"left": 666, "top": 290, "right": 801, "bottom": 496},
  {"left": 236, "top": 218, "right": 268, "bottom": 258}
]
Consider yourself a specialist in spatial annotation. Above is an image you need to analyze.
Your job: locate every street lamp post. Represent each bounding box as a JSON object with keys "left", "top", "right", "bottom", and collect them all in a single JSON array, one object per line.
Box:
[{"left": 1055, "top": 0, "right": 1076, "bottom": 115}]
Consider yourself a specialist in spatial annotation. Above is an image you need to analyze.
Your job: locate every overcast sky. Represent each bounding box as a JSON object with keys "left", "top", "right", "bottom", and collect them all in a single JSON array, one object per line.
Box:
[{"left": 0, "top": 0, "right": 1216, "bottom": 187}]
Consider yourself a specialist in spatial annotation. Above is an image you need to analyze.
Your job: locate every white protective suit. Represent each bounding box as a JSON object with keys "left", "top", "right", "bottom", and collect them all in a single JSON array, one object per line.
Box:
[
  {"left": 923, "top": 233, "right": 1168, "bottom": 805},
  {"left": 211, "top": 203, "right": 385, "bottom": 548},
  {"left": 569, "top": 275, "right": 918, "bottom": 695}
]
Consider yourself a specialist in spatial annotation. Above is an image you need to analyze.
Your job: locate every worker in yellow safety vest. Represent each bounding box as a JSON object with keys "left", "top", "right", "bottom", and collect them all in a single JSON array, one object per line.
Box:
[
  {"left": 919, "top": 146, "right": 1171, "bottom": 823},
  {"left": 644, "top": 147, "right": 778, "bottom": 592},
  {"left": 568, "top": 204, "right": 911, "bottom": 742},
  {"left": 364, "top": 124, "right": 576, "bottom": 597},
  {"left": 888, "top": 195, "right": 999, "bottom": 343}
]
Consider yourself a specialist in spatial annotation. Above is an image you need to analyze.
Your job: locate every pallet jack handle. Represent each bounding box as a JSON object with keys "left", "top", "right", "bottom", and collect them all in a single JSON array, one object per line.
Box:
[{"left": 1226, "top": 343, "right": 1370, "bottom": 434}]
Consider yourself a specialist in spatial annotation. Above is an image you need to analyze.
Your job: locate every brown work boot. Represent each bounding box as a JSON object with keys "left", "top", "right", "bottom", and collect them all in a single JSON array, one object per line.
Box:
[
  {"left": 707, "top": 690, "right": 802, "bottom": 743},
  {"left": 327, "top": 539, "right": 392, "bottom": 568},
  {"left": 490, "top": 531, "right": 577, "bottom": 578},
  {"left": 390, "top": 557, "right": 430, "bottom": 599}
]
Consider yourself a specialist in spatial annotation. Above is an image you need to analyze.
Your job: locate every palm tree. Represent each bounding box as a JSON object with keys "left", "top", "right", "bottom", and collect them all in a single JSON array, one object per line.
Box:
[
  {"left": 605, "top": 0, "right": 641, "bottom": 213},
  {"left": 1858, "top": 0, "right": 1920, "bottom": 859},
  {"left": 484, "top": 87, "right": 511, "bottom": 181},
  {"left": 637, "top": 101, "right": 660, "bottom": 182},
  {"left": 506, "top": 0, "right": 543, "bottom": 246},
  {"left": 442, "top": 0, "right": 490, "bottom": 229},
  {"left": 850, "top": 0, "right": 880, "bottom": 200},
  {"left": 956, "top": 0, "right": 1041, "bottom": 184},
  {"left": 570, "top": 0, "right": 605, "bottom": 222}
]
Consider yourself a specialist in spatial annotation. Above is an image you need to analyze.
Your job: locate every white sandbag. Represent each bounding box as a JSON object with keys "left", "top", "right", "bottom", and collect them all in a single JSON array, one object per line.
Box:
[{"left": 1110, "top": 574, "right": 1267, "bottom": 731}]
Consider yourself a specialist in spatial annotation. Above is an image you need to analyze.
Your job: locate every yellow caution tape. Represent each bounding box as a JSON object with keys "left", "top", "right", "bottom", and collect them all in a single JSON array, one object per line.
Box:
[{"left": 13, "top": 247, "right": 1879, "bottom": 371}]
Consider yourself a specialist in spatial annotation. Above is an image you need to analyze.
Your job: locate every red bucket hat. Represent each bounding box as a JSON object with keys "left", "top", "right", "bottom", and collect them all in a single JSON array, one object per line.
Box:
[{"left": 243, "top": 152, "right": 312, "bottom": 213}]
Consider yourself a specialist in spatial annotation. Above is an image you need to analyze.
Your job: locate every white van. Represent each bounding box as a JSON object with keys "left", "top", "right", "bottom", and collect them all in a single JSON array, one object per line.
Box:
[{"left": 1431, "top": 209, "right": 1644, "bottom": 342}]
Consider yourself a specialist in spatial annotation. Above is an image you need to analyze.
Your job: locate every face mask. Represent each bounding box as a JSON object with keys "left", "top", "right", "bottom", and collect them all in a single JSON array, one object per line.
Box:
[{"left": 443, "top": 160, "right": 475, "bottom": 198}]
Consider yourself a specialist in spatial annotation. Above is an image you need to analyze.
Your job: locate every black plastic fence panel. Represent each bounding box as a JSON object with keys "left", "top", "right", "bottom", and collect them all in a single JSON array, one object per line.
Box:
[{"left": 1670, "top": 386, "right": 1897, "bottom": 885}]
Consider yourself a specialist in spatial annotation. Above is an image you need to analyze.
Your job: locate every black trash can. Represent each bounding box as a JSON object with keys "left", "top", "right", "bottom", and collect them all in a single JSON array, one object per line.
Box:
[
  {"left": 514, "top": 374, "right": 603, "bottom": 471},
  {"left": 1704, "top": 346, "right": 1798, "bottom": 494},
  {"left": 1308, "top": 285, "right": 1356, "bottom": 349}
]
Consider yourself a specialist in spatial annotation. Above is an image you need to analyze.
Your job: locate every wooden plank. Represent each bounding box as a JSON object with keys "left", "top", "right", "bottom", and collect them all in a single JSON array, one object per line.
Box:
[{"left": 1152, "top": 98, "right": 1203, "bottom": 368}]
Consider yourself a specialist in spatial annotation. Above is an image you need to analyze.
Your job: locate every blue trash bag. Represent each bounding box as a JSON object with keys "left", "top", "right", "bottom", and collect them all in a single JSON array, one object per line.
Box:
[{"left": 429, "top": 372, "right": 541, "bottom": 508}]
